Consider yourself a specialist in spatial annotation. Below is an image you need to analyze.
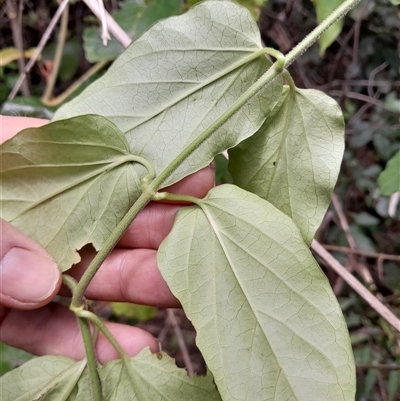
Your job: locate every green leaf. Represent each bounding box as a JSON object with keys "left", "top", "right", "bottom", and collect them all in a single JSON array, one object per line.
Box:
[
  {"left": 158, "top": 184, "right": 355, "bottom": 401},
  {"left": 83, "top": 0, "right": 183, "bottom": 63},
  {"left": 110, "top": 302, "right": 157, "bottom": 321},
  {"left": 378, "top": 150, "right": 400, "bottom": 195},
  {"left": 99, "top": 348, "right": 221, "bottom": 400},
  {"left": 0, "top": 115, "right": 144, "bottom": 271},
  {"left": 55, "top": 0, "right": 282, "bottom": 188},
  {"left": 1, "top": 349, "right": 220, "bottom": 400},
  {"left": 0, "top": 356, "right": 88, "bottom": 400},
  {"left": 312, "top": 0, "right": 345, "bottom": 55},
  {"left": 0, "top": 342, "right": 33, "bottom": 376},
  {"left": 228, "top": 86, "right": 344, "bottom": 244}
]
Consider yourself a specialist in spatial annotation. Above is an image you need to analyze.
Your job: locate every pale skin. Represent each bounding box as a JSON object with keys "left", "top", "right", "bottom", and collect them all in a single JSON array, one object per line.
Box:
[{"left": 0, "top": 116, "right": 214, "bottom": 363}]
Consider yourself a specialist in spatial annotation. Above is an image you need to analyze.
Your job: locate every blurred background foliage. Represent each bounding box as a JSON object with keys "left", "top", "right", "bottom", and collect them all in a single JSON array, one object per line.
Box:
[{"left": 1, "top": 0, "right": 399, "bottom": 399}]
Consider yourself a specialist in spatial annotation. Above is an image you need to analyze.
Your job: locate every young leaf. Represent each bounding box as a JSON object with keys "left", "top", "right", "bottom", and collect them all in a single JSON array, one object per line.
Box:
[
  {"left": 377, "top": 150, "right": 400, "bottom": 195},
  {"left": 228, "top": 86, "right": 344, "bottom": 244},
  {"left": 0, "top": 115, "right": 144, "bottom": 271},
  {"left": 158, "top": 184, "right": 355, "bottom": 401},
  {"left": 99, "top": 348, "right": 221, "bottom": 400},
  {"left": 54, "top": 1, "right": 282, "bottom": 188},
  {"left": 0, "top": 356, "right": 88, "bottom": 401},
  {"left": 312, "top": 0, "right": 345, "bottom": 56}
]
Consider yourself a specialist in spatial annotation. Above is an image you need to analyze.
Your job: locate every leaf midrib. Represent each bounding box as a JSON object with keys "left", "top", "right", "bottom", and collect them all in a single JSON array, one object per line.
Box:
[{"left": 9, "top": 156, "right": 137, "bottom": 222}]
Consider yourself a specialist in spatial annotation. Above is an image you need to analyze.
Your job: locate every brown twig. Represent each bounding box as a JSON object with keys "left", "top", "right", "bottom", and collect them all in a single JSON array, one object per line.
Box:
[
  {"left": 166, "top": 309, "right": 194, "bottom": 377},
  {"left": 322, "top": 245, "right": 400, "bottom": 262},
  {"left": 8, "top": 0, "right": 70, "bottom": 100},
  {"left": 331, "top": 193, "right": 374, "bottom": 285},
  {"left": 356, "top": 364, "right": 400, "bottom": 370},
  {"left": 329, "top": 90, "right": 395, "bottom": 112},
  {"left": 6, "top": 0, "right": 30, "bottom": 97},
  {"left": 312, "top": 240, "right": 400, "bottom": 333},
  {"left": 41, "top": 2, "right": 69, "bottom": 103}
]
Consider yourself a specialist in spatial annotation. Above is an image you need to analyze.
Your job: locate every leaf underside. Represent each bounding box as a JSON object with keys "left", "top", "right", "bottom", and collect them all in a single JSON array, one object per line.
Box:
[
  {"left": 158, "top": 185, "right": 355, "bottom": 401},
  {"left": 0, "top": 115, "right": 143, "bottom": 270},
  {"left": 55, "top": 1, "right": 282, "bottom": 188},
  {"left": 0, "top": 349, "right": 221, "bottom": 401},
  {"left": 229, "top": 86, "right": 344, "bottom": 244}
]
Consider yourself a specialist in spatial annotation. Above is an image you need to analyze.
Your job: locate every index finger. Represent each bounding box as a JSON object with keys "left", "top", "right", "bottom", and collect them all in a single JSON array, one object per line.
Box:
[{"left": 0, "top": 116, "right": 48, "bottom": 143}]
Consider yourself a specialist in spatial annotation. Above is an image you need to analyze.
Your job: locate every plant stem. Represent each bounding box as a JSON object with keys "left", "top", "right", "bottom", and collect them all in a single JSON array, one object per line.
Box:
[
  {"left": 149, "top": 0, "right": 363, "bottom": 189},
  {"left": 284, "top": 0, "right": 363, "bottom": 68},
  {"left": 78, "top": 317, "right": 102, "bottom": 400},
  {"left": 71, "top": 0, "right": 363, "bottom": 310},
  {"left": 42, "top": 60, "right": 109, "bottom": 107},
  {"left": 78, "top": 310, "right": 127, "bottom": 360},
  {"left": 41, "top": 1, "right": 69, "bottom": 103},
  {"left": 153, "top": 191, "right": 200, "bottom": 204},
  {"left": 71, "top": 189, "right": 154, "bottom": 308},
  {"left": 283, "top": 71, "right": 296, "bottom": 92},
  {"left": 62, "top": 274, "right": 78, "bottom": 293}
]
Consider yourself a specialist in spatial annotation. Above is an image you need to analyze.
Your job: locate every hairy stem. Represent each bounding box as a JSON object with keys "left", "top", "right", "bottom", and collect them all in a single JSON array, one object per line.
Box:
[
  {"left": 78, "top": 317, "right": 102, "bottom": 400},
  {"left": 71, "top": 0, "right": 362, "bottom": 310},
  {"left": 150, "top": 0, "right": 362, "bottom": 190}
]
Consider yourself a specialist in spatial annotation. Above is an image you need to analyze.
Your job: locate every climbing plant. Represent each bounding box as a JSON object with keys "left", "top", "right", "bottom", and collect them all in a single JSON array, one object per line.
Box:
[{"left": 0, "top": 0, "right": 364, "bottom": 399}]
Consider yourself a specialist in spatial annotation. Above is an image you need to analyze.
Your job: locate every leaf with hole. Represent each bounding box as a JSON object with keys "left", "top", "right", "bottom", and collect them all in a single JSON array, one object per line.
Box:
[
  {"left": 55, "top": 0, "right": 282, "bottom": 188},
  {"left": 229, "top": 86, "right": 344, "bottom": 244},
  {"left": 0, "top": 115, "right": 144, "bottom": 271},
  {"left": 158, "top": 184, "right": 355, "bottom": 401}
]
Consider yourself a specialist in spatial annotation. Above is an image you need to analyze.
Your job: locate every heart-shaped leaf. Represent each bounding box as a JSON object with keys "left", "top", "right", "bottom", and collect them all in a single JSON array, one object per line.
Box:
[
  {"left": 158, "top": 184, "right": 355, "bottom": 401},
  {"left": 0, "top": 115, "right": 143, "bottom": 270},
  {"left": 0, "top": 356, "right": 88, "bottom": 400},
  {"left": 55, "top": 1, "right": 282, "bottom": 188},
  {"left": 100, "top": 348, "right": 221, "bottom": 400},
  {"left": 0, "top": 350, "right": 221, "bottom": 401},
  {"left": 229, "top": 86, "right": 344, "bottom": 244}
]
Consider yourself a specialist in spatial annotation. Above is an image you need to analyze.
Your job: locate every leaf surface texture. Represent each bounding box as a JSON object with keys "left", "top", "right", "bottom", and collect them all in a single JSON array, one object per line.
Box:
[
  {"left": 55, "top": 1, "right": 282, "bottom": 187},
  {"left": 0, "top": 115, "right": 143, "bottom": 270},
  {"left": 229, "top": 87, "right": 344, "bottom": 244},
  {"left": 158, "top": 185, "right": 355, "bottom": 401},
  {"left": 0, "top": 349, "right": 221, "bottom": 400}
]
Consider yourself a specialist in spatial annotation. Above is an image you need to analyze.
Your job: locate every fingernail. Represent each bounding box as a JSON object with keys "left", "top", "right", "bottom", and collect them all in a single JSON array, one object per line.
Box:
[{"left": 0, "top": 247, "right": 60, "bottom": 305}]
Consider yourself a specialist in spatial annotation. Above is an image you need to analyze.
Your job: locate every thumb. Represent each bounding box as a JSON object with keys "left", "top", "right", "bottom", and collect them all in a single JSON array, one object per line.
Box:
[{"left": 0, "top": 219, "right": 61, "bottom": 309}]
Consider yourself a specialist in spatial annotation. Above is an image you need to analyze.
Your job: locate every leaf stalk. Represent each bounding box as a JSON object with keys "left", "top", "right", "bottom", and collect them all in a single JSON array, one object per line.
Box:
[{"left": 78, "top": 317, "right": 102, "bottom": 401}]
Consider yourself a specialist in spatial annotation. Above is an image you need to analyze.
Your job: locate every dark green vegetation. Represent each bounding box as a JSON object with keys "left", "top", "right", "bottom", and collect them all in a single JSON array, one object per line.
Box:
[{"left": 0, "top": 1, "right": 399, "bottom": 400}]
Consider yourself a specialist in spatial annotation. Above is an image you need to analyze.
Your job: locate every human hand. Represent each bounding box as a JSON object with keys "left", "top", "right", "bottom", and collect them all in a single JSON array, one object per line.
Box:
[{"left": 0, "top": 116, "right": 214, "bottom": 363}]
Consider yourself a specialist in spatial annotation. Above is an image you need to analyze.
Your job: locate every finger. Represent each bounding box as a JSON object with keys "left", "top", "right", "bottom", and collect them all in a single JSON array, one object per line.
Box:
[
  {"left": 0, "top": 116, "right": 48, "bottom": 143},
  {"left": 69, "top": 248, "right": 180, "bottom": 307},
  {"left": 0, "top": 303, "right": 159, "bottom": 364},
  {"left": 119, "top": 166, "right": 215, "bottom": 249},
  {"left": 0, "top": 220, "right": 61, "bottom": 309},
  {"left": 159, "top": 165, "right": 215, "bottom": 201}
]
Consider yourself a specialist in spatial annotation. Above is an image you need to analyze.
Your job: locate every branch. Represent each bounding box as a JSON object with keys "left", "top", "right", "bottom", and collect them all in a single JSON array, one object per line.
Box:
[
  {"left": 8, "top": 0, "right": 70, "bottom": 100},
  {"left": 311, "top": 240, "right": 400, "bottom": 333},
  {"left": 83, "top": 0, "right": 131, "bottom": 48}
]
